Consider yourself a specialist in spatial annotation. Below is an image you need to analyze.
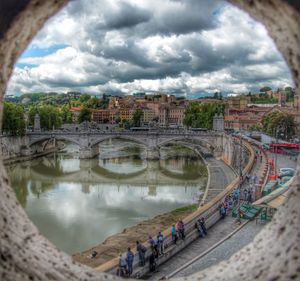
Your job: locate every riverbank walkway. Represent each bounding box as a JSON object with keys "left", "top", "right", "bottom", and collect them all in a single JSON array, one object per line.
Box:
[
  {"left": 144, "top": 147, "right": 268, "bottom": 280},
  {"left": 202, "top": 157, "right": 237, "bottom": 204},
  {"left": 161, "top": 153, "right": 297, "bottom": 279}
]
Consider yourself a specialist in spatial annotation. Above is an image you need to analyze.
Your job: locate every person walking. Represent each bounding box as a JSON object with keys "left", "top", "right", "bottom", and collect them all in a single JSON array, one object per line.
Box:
[
  {"left": 126, "top": 247, "right": 134, "bottom": 276},
  {"left": 148, "top": 236, "right": 158, "bottom": 253},
  {"left": 220, "top": 205, "right": 226, "bottom": 219},
  {"left": 171, "top": 224, "right": 178, "bottom": 244},
  {"left": 136, "top": 241, "right": 146, "bottom": 266},
  {"left": 247, "top": 189, "right": 252, "bottom": 204},
  {"left": 149, "top": 249, "right": 157, "bottom": 272},
  {"left": 200, "top": 217, "right": 207, "bottom": 236},
  {"left": 117, "top": 253, "right": 127, "bottom": 277},
  {"left": 244, "top": 188, "right": 248, "bottom": 201},
  {"left": 195, "top": 219, "right": 205, "bottom": 237},
  {"left": 236, "top": 207, "right": 242, "bottom": 225},
  {"left": 246, "top": 173, "right": 250, "bottom": 183},
  {"left": 157, "top": 231, "right": 164, "bottom": 255},
  {"left": 177, "top": 219, "right": 185, "bottom": 240}
]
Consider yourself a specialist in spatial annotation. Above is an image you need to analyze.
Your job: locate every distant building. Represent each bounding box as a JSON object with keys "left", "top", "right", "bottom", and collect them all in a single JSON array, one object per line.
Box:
[
  {"left": 224, "top": 106, "right": 270, "bottom": 131},
  {"left": 168, "top": 106, "right": 185, "bottom": 125},
  {"left": 108, "top": 97, "right": 120, "bottom": 109},
  {"left": 145, "top": 102, "right": 160, "bottom": 116},
  {"left": 225, "top": 96, "right": 250, "bottom": 112},
  {"left": 109, "top": 109, "right": 120, "bottom": 124},
  {"left": 224, "top": 114, "right": 261, "bottom": 131},
  {"left": 69, "top": 106, "right": 82, "bottom": 123},
  {"left": 91, "top": 109, "right": 110, "bottom": 123},
  {"left": 142, "top": 108, "right": 156, "bottom": 124},
  {"left": 159, "top": 105, "right": 186, "bottom": 126}
]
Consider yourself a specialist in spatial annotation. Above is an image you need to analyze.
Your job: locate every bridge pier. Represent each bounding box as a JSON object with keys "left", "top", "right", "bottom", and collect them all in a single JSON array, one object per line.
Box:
[
  {"left": 79, "top": 146, "right": 99, "bottom": 159},
  {"left": 20, "top": 146, "right": 32, "bottom": 156},
  {"left": 146, "top": 146, "right": 160, "bottom": 160}
]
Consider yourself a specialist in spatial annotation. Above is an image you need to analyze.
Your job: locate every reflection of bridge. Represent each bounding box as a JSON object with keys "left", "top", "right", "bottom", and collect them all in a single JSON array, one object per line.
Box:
[
  {"left": 1, "top": 130, "right": 233, "bottom": 160},
  {"left": 10, "top": 157, "right": 207, "bottom": 187}
]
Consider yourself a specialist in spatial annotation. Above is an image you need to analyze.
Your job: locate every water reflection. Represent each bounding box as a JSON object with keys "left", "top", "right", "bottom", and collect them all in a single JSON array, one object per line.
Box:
[{"left": 7, "top": 140, "right": 207, "bottom": 254}]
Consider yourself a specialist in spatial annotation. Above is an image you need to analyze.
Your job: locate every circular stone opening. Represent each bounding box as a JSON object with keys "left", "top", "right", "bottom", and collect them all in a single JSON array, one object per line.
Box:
[{"left": 0, "top": 1, "right": 299, "bottom": 281}]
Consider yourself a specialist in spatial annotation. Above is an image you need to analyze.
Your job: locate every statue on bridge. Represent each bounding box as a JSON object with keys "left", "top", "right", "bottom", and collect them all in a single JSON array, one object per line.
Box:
[{"left": 33, "top": 114, "right": 41, "bottom": 132}]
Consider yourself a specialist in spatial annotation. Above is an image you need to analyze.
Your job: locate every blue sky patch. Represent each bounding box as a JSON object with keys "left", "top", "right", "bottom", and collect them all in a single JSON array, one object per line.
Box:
[
  {"left": 20, "top": 43, "right": 68, "bottom": 59},
  {"left": 15, "top": 44, "right": 68, "bottom": 69}
]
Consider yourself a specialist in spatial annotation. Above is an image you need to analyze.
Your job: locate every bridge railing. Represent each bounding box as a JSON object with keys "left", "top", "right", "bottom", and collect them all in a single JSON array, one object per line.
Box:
[
  {"left": 95, "top": 139, "right": 256, "bottom": 276},
  {"left": 26, "top": 129, "right": 219, "bottom": 136}
]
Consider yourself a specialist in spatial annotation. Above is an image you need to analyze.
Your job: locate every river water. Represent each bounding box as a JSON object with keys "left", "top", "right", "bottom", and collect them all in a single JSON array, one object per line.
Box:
[{"left": 6, "top": 139, "right": 207, "bottom": 254}]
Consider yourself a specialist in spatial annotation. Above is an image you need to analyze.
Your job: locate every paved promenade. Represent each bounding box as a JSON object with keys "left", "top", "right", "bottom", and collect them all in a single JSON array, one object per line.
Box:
[
  {"left": 172, "top": 220, "right": 263, "bottom": 278},
  {"left": 146, "top": 147, "right": 268, "bottom": 280},
  {"left": 146, "top": 215, "right": 243, "bottom": 280},
  {"left": 203, "top": 157, "right": 237, "bottom": 203}
]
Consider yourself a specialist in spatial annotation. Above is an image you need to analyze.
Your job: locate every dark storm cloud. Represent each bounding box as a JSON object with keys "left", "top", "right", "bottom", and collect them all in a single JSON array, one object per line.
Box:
[
  {"left": 103, "top": 2, "right": 152, "bottom": 29},
  {"left": 100, "top": 41, "right": 156, "bottom": 68}
]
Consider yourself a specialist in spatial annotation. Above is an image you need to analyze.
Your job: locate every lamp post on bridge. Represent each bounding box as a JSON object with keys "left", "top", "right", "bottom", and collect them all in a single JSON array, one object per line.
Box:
[{"left": 239, "top": 135, "right": 243, "bottom": 183}]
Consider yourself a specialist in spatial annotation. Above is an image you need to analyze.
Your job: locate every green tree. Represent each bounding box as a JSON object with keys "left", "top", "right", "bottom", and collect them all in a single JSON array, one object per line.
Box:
[
  {"left": 260, "top": 86, "right": 272, "bottom": 93},
  {"left": 183, "top": 102, "right": 224, "bottom": 129},
  {"left": 78, "top": 107, "right": 91, "bottom": 123},
  {"left": 262, "top": 111, "right": 296, "bottom": 139},
  {"left": 28, "top": 104, "right": 63, "bottom": 130},
  {"left": 131, "top": 108, "right": 143, "bottom": 127},
  {"left": 250, "top": 93, "right": 277, "bottom": 104},
  {"left": 86, "top": 97, "right": 100, "bottom": 108},
  {"left": 250, "top": 123, "right": 262, "bottom": 131},
  {"left": 79, "top": 94, "right": 91, "bottom": 103},
  {"left": 61, "top": 106, "right": 73, "bottom": 123},
  {"left": 213, "top": 92, "right": 219, "bottom": 99},
  {"left": 2, "top": 102, "right": 26, "bottom": 136}
]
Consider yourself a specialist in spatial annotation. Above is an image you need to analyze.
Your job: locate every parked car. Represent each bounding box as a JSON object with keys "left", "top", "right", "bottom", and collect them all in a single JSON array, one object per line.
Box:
[{"left": 278, "top": 168, "right": 295, "bottom": 178}]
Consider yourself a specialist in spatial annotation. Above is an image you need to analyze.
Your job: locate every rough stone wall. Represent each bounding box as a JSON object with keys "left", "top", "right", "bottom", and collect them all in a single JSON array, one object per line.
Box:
[{"left": 0, "top": 1, "right": 299, "bottom": 281}]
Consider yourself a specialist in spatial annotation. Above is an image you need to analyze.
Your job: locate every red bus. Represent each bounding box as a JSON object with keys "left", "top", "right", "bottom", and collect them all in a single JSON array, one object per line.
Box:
[{"left": 269, "top": 143, "right": 300, "bottom": 155}]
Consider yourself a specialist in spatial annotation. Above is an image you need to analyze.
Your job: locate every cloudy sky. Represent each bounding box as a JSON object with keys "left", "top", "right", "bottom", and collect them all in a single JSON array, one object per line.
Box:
[{"left": 6, "top": 0, "right": 294, "bottom": 98}]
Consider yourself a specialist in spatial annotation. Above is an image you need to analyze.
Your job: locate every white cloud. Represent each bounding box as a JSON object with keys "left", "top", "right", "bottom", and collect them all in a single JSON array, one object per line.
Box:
[{"left": 6, "top": 0, "right": 293, "bottom": 97}]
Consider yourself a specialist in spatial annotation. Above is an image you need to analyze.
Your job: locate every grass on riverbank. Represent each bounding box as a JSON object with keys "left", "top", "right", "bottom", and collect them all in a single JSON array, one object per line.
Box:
[{"left": 171, "top": 204, "right": 198, "bottom": 215}]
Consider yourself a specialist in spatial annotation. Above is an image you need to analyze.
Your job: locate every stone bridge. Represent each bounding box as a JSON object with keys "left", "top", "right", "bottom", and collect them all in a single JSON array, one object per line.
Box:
[{"left": 1, "top": 130, "right": 235, "bottom": 161}]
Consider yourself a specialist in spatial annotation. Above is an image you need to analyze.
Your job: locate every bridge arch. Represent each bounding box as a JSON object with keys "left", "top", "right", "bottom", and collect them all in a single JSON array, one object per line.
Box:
[
  {"left": 157, "top": 136, "right": 214, "bottom": 152},
  {"left": 89, "top": 135, "right": 148, "bottom": 148},
  {"left": 29, "top": 135, "right": 81, "bottom": 148}
]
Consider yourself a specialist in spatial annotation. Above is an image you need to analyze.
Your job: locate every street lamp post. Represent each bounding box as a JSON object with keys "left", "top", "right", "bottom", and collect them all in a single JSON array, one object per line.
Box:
[{"left": 239, "top": 135, "right": 243, "bottom": 182}]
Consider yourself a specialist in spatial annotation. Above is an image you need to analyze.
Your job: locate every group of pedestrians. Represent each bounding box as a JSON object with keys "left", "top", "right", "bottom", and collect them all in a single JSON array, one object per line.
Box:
[
  {"left": 117, "top": 230, "right": 166, "bottom": 276},
  {"left": 117, "top": 247, "right": 135, "bottom": 277},
  {"left": 243, "top": 186, "right": 253, "bottom": 204},
  {"left": 116, "top": 218, "right": 197, "bottom": 277},
  {"left": 218, "top": 184, "right": 245, "bottom": 219},
  {"left": 171, "top": 219, "right": 185, "bottom": 244}
]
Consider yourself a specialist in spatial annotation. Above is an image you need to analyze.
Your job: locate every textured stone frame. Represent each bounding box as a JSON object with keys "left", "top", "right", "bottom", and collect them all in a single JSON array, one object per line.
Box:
[{"left": 0, "top": 1, "right": 299, "bottom": 280}]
